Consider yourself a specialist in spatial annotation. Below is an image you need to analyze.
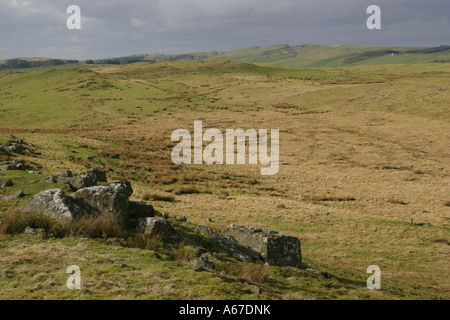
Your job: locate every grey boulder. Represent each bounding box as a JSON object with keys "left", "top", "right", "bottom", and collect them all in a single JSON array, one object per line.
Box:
[
  {"left": 136, "top": 217, "right": 180, "bottom": 241},
  {"left": 68, "top": 172, "right": 97, "bottom": 191},
  {"left": 128, "top": 200, "right": 155, "bottom": 219},
  {"left": 223, "top": 224, "right": 301, "bottom": 267},
  {"left": 21, "top": 189, "right": 85, "bottom": 220},
  {"left": 72, "top": 181, "right": 132, "bottom": 226}
]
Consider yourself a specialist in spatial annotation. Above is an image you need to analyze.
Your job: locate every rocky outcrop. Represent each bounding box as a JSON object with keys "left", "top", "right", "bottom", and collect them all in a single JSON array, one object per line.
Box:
[
  {"left": 68, "top": 172, "right": 98, "bottom": 191},
  {"left": 24, "top": 227, "right": 46, "bottom": 236},
  {"left": 136, "top": 217, "right": 180, "bottom": 241},
  {"left": 21, "top": 188, "right": 86, "bottom": 220},
  {"left": 1, "top": 190, "right": 24, "bottom": 200},
  {"left": 128, "top": 200, "right": 155, "bottom": 219},
  {"left": 223, "top": 224, "right": 301, "bottom": 267},
  {"left": 196, "top": 225, "right": 220, "bottom": 238},
  {"left": 57, "top": 170, "right": 73, "bottom": 178},
  {"left": 192, "top": 256, "right": 215, "bottom": 271},
  {"left": 0, "top": 160, "right": 25, "bottom": 171},
  {"left": 72, "top": 181, "right": 133, "bottom": 227},
  {"left": 210, "top": 235, "right": 262, "bottom": 263},
  {"left": 87, "top": 167, "right": 107, "bottom": 182},
  {"left": 1, "top": 137, "right": 35, "bottom": 155},
  {"left": 0, "top": 179, "right": 13, "bottom": 188},
  {"left": 41, "top": 175, "right": 57, "bottom": 183}
]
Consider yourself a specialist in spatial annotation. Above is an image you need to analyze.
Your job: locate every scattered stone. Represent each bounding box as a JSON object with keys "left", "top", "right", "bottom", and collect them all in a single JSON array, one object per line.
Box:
[
  {"left": 1, "top": 138, "right": 35, "bottom": 155},
  {"left": 0, "top": 147, "right": 10, "bottom": 156},
  {"left": 57, "top": 170, "right": 73, "bottom": 178},
  {"left": 313, "top": 212, "right": 330, "bottom": 217},
  {"left": 118, "top": 264, "right": 127, "bottom": 268},
  {"left": 21, "top": 189, "right": 86, "bottom": 220},
  {"left": 41, "top": 175, "right": 57, "bottom": 183},
  {"left": 250, "top": 285, "right": 266, "bottom": 294},
  {"left": 205, "top": 218, "right": 213, "bottom": 223},
  {"left": 163, "top": 213, "right": 169, "bottom": 219},
  {"left": 192, "top": 256, "right": 215, "bottom": 271},
  {"left": 128, "top": 200, "right": 155, "bottom": 219},
  {"left": 223, "top": 224, "right": 302, "bottom": 267},
  {"left": 87, "top": 167, "right": 107, "bottom": 182},
  {"left": 28, "top": 171, "right": 42, "bottom": 174},
  {"left": 0, "top": 179, "right": 13, "bottom": 188},
  {"left": 1, "top": 190, "right": 24, "bottom": 200},
  {"left": 1, "top": 163, "right": 25, "bottom": 171},
  {"left": 137, "top": 217, "right": 180, "bottom": 241},
  {"left": 211, "top": 236, "right": 261, "bottom": 263},
  {"left": 304, "top": 297, "right": 319, "bottom": 300},
  {"left": 68, "top": 172, "right": 97, "bottom": 191},
  {"left": 24, "top": 227, "right": 45, "bottom": 236},
  {"left": 72, "top": 181, "right": 132, "bottom": 227},
  {"left": 2, "top": 142, "right": 25, "bottom": 154},
  {"left": 178, "top": 216, "right": 187, "bottom": 222},
  {"left": 196, "top": 225, "right": 220, "bottom": 238},
  {"left": 282, "top": 266, "right": 297, "bottom": 273},
  {"left": 305, "top": 268, "right": 331, "bottom": 278}
]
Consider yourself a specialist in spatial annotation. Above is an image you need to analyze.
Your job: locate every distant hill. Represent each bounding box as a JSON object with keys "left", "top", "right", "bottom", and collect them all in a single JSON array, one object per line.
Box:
[
  {"left": 2, "top": 44, "right": 450, "bottom": 70},
  {"left": 0, "top": 57, "right": 79, "bottom": 70}
]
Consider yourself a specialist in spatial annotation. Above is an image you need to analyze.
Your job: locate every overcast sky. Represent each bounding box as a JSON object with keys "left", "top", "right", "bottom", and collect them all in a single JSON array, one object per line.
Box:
[{"left": 0, "top": 0, "right": 449, "bottom": 60}]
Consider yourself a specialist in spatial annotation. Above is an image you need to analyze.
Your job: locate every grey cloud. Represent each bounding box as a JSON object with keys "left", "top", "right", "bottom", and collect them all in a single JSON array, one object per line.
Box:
[{"left": 0, "top": 0, "right": 449, "bottom": 60}]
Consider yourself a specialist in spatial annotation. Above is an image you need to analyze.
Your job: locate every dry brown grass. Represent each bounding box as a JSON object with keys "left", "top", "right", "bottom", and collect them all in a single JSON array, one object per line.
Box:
[
  {"left": 175, "top": 241, "right": 197, "bottom": 263},
  {"left": 240, "top": 263, "right": 270, "bottom": 283},
  {"left": 0, "top": 210, "right": 122, "bottom": 239},
  {"left": 143, "top": 192, "right": 176, "bottom": 202},
  {"left": 132, "top": 233, "right": 164, "bottom": 250},
  {"left": 170, "top": 186, "right": 200, "bottom": 195}
]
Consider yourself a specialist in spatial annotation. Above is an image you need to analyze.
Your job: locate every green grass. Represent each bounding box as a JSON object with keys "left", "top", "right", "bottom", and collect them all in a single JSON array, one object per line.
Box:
[{"left": 0, "top": 59, "right": 449, "bottom": 300}]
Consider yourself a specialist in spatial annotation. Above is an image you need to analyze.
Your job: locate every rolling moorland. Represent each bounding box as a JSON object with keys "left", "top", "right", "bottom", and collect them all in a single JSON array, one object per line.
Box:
[
  {"left": 0, "top": 57, "right": 449, "bottom": 299},
  {"left": 2, "top": 44, "right": 450, "bottom": 71}
]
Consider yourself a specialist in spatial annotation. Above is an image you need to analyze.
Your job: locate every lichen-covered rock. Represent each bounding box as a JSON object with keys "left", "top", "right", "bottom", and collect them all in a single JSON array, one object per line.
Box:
[
  {"left": 87, "top": 167, "right": 107, "bottom": 182},
  {"left": 136, "top": 217, "right": 180, "bottom": 241},
  {"left": 210, "top": 236, "right": 262, "bottom": 263},
  {"left": 128, "top": 200, "right": 155, "bottom": 219},
  {"left": 24, "top": 227, "right": 46, "bottom": 236},
  {"left": 21, "top": 189, "right": 85, "bottom": 220},
  {"left": 196, "top": 225, "right": 220, "bottom": 238},
  {"left": 57, "top": 170, "right": 73, "bottom": 178},
  {"left": 192, "top": 256, "right": 215, "bottom": 271},
  {"left": 223, "top": 224, "right": 301, "bottom": 267},
  {"left": 68, "top": 172, "right": 97, "bottom": 191},
  {"left": 0, "top": 161, "right": 25, "bottom": 171},
  {"left": 2, "top": 142, "right": 26, "bottom": 154},
  {"left": 1, "top": 190, "right": 24, "bottom": 200},
  {"left": 0, "top": 179, "right": 13, "bottom": 188},
  {"left": 41, "top": 175, "right": 57, "bottom": 183},
  {"left": 72, "top": 181, "right": 132, "bottom": 227}
]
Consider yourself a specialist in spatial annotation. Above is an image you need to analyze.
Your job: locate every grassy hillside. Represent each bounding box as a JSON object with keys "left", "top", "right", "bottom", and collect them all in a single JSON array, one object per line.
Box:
[
  {"left": 140, "top": 44, "right": 450, "bottom": 67},
  {"left": 0, "top": 61, "right": 449, "bottom": 299},
  {"left": 3, "top": 44, "right": 450, "bottom": 70}
]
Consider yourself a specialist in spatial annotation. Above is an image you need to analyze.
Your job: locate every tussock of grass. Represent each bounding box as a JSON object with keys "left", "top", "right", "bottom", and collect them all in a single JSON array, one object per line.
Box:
[
  {"left": 171, "top": 186, "right": 200, "bottom": 195},
  {"left": 175, "top": 241, "right": 197, "bottom": 263},
  {"left": 0, "top": 210, "right": 122, "bottom": 239},
  {"left": 142, "top": 192, "right": 176, "bottom": 202},
  {"left": 132, "top": 233, "right": 164, "bottom": 250},
  {"left": 240, "top": 263, "right": 270, "bottom": 284}
]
